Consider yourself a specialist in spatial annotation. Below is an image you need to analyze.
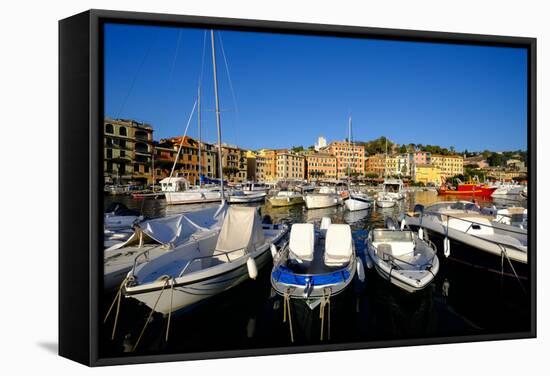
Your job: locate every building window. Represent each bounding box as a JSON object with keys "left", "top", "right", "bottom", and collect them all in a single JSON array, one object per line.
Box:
[
  {"left": 106, "top": 149, "right": 112, "bottom": 159},
  {"left": 105, "top": 123, "right": 114, "bottom": 134},
  {"left": 119, "top": 127, "right": 127, "bottom": 136}
]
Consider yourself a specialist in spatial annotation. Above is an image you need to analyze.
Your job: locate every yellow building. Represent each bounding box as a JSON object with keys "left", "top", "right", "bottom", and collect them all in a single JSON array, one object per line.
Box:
[
  {"left": 327, "top": 141, "right": 365, "bottom": 178},
  {"left": 221, "top": 144, "right": 247, "bottom": 183},
  {"left": 305, "top": 152, "right": 337, "bottom": 181},
  {"left": 276, "top": 152, "right": 305, "bottom": 180},
  {"left": 255, "top": 149, "right": 278, "bottom": 182},
  {"left": 431, "top": 154, "right": 464, "bottom": 179},
  {"left": 414, "top": 164, "right": 442, "bottom": 186},
  {"left": 104, "top": 118, "right": 153, "bottom": 186}
]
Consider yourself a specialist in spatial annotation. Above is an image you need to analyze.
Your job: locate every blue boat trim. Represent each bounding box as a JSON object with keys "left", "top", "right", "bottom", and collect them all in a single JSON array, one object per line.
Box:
[{"left": 273, "top": 265, "right": 350, "bottom": 286}]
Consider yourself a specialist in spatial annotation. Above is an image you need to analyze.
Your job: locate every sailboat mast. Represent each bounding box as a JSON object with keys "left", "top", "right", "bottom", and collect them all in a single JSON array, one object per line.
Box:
[
  {"left": 211, "top": 29, "right": 225, "bottom": 201},
  {"left": 347, "top": 116, "right": 352, "bottom": 190},
  {"left": 197, "top": 85, "right": 202, "bottom": 187}
]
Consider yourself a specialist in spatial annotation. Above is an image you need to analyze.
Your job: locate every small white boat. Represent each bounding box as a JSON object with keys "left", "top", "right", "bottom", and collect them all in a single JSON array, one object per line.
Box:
[
  {"left": 163, "top": 180, "right": 223, "bottom": 205},
  {"left": 104, "top": 205, "right": 225, "bottom": 291},
  {"left": 366, "top": 220, "right": 439, "bottom": 293},
  {"left": 123, "top": 206, "right": 288, "bottom": 314},
  {"left": 381, "top": 178, "right": 405, "bottom": 201},
  {"left": 268, "top": 190, "right": 304, "bottom": 207},
  {"left": 271, "top": 218, "right": 358, "bottom": 309},
  {"left": 375, "top": 193, "right": 396, "bottom": 208},
  {"left": 345, "top": 191, "right": 373, "bottom": 211},
  {"left": 304, "top": 186, "right": 342, "bottom": 209},
  {"left": 491, "top": 182, "right": 524, "bottom": 197},
  {"left": 241, "top": 182, "right": 271, "bottom": 194},
  {"left": 227, "top": 190, "right": 267, "bottom": 203}
]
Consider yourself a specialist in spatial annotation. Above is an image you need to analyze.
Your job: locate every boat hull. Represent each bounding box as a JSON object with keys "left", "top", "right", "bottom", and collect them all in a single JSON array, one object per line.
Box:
[
  {"left": 164, "top": 190, "right": 222, "bottom": 205},
  {"left": 405, "top": 215, "right": 528, "bottom": 280},
  {"left": 376, "top": 199, "right": 396, "bottom": 208},
  {"left": 268, "top": 196, "right": 304, "bottom": 207},
  {"left": 344, "top": 198, "right": 372, "bottom": 211},
  {"left": 304, "top": 194, "right": 341, "bottom": 209}
]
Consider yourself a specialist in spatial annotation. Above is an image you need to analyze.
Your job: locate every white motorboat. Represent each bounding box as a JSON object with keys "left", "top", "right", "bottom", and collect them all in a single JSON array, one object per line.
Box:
[
  {"left": 402, "top": 201, "right": 528, "bottom": 279},
  {"left": 242, "top": 182, "right": 271, "bottom": 194},
  {"left": 163, "top": 178, "right": 223, "bottom": 205},
  {"left": 491, "top": 181, "right": 524, "bottom": 197},
  {"left": 271, "top": 218, "right": 359, "bottom": 309},
  {"left": 375, "top": 193, "right": 396, "bottom": 208},
  {"left": 305, "top": 186, "right": 342, "bottom": 209},
  {"left": 227, "top": 190, "right": 266, "bottom": 203},
  {"left": 366, "top": 220, "right": 439, "bottom": 293},
  {"left": 123, "top": 206, "right": 288, "bottom": 314},
  {"left": 268, "top": 190, "right": 305, "bottom": 207},
  {"left": 104, "top": 205, "right": 226, "bottom": 291},
  {"left": 381, "top": 178, "right": 405, "bottom": 201},
  {"left": 345, "top": 191, "right": 373, "bottom": 211}
]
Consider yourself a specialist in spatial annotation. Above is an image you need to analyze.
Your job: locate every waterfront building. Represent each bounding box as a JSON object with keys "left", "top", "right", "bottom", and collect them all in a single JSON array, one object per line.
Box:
[
  {"left": 414, "top": 164, "right": 442, "bottom": 186},
  {"left": 276, "top": 152, "right": 305, "bottom": 180},
  {"left": 328, "top": 141, "right": 365, "bottom": 178},
  {"left": 314, "top": 136, "right": 327, "bottom": 151},
  {"left": 365, "top": 154, "right": 386, "bottom": 177},
  {"left": 431, "top": 154, "right": 464, "bottom": 179},
  {"left": 104, "top": 118, "right": 153, "bottom": 186},
  {"left": 156, "top": 136, "right": 218, "bottom": 186},
  {"left": 220, "top": 143, "right": 248, "bottom": 183},
  {"left": 257, "top": 149, "right": 278, "bottom": 181},
  {"left": 305, "top": 152, "right": 338, "bottom": 181}
]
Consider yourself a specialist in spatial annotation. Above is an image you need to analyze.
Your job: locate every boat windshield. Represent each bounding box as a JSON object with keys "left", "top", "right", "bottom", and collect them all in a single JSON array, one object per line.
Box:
[{"left": 371, "top": 229, "right": 413, "bottom": 243}]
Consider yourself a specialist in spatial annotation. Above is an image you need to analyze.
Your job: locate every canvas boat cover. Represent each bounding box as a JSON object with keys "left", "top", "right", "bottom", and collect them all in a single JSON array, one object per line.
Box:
[
  {"left": 215, "top": 206, "right": 265, "bottom": 253},
  {"left": 105, "top": 204, "right": 226, "bottom": 251}
]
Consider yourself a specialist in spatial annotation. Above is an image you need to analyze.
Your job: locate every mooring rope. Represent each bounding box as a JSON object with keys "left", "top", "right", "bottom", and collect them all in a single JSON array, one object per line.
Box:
[
  {"left": 498, "top": 244, "right": 526, "bottom": 294},
  {"left": 103, "top": 276, "right": 133, "bottom": 340},
  {"left": 132, "top": 276, "right": 171, "bottom": 352},
  {"left": 165, "top": 277, "right": 176, "bottom": 342},
  {"left": 283, "top": 289, "right": 294, "bottom": 343},
  {"left": 319, "top": 288, "right": 332, "bottom": 341}
]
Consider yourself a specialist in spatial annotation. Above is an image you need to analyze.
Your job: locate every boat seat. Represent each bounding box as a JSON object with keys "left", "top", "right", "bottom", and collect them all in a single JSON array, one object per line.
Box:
[
  {"left": 324, "top": 224, "right": 353, "bottom": 266},
  {"left": 374, "top": 241, "right": 415, "bottom": 258},
  {"left": 289, "top": 223, "right": 315, "bottom": 263}
]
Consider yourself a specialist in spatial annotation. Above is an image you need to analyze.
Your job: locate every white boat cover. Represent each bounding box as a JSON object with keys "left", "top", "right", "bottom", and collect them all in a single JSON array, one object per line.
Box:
[
  {"left": 215, "top": 206, "right": 265, "bottom": 253},
  {"left": 289, "top": 223, "right": 315, "bottom": 262},
  {"left": 324, "top": 224, "right": 353, "bottom": 265},
  {"left": 105, "top": 205, "right": 226, "bottom": 251}
]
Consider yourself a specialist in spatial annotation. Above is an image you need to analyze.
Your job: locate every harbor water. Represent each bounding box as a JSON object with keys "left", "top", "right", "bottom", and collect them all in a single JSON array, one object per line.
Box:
[{"left": 101, "top": 190, "right": 530, "bottom": 357}]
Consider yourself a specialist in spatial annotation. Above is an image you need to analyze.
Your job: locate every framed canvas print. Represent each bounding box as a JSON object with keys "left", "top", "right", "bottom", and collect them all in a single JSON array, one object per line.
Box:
[{"left": 59, "top": 9, "right": 536, "bottom": 366}]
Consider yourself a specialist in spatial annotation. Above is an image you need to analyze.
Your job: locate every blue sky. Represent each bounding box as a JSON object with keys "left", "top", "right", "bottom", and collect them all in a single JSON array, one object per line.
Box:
[{"left": 104, "top": 23, "right": 527, "bottom": 152}]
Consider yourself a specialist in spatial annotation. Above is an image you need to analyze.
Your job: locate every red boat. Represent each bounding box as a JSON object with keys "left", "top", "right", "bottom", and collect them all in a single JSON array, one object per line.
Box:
[{"left": 437, "top": 183, "right": 496, "bottom": 197}]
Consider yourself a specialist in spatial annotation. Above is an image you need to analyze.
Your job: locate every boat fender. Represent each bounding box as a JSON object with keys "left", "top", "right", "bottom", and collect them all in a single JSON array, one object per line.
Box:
[
  {"left": 444, "top": 237, "right": 451, "bottom": 258},
  {"left": 247, "top": 257, "right": 258, "bottom": 280},
  {"left": 418, "top": 227, "right": 424, "bottom": 240},
  {"left": 357, "top": 258, "right": 366, "bottom": 282},
  {"left": 364, "top": 253, "right": 374, "bottom": 269},
  {"left": 270, "top": 243, "right": 278, "bottom": 258},
  {"left": 400, "top": 218, "right": 406, "bottom": 231}
]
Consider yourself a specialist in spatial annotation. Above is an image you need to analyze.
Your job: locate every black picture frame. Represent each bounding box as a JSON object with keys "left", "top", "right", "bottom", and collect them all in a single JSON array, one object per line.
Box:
[{"left": 59, "top": 9, "right": 537, "bottom": 367}]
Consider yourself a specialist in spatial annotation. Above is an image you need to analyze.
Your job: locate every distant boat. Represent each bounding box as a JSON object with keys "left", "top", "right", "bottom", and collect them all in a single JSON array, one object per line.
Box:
[
  {"left": 227, "top": 190, "right": 266, "bottom": 204},
  {"left": 305, "top": 186, "right": 342, "bottom": 209},
  {"left": 437, "top": 181, "right": 496, "bottom": 197},
  {"left": 268, "top": 190, "right": 304, "bottom": 207}
]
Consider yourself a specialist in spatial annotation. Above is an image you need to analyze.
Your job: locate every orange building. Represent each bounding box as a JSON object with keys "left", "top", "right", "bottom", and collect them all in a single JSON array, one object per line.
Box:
[
  {"left": 365, "top": 154, "right": 386, "bottom": 177},
  {"left": 305, "top": 152, "right": 337, "bottom": 181},
  {"left": 327, "top": 141, "right": 365, "bottom": 178}
]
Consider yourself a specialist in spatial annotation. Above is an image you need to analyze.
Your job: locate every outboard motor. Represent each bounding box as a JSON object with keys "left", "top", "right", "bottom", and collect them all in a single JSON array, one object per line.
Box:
[
  {"left": 413, "top": 204, "right": 424, "bottom": 215},
  {"left": 385, "top": 217, "right": 397, "bottom": 230}
]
